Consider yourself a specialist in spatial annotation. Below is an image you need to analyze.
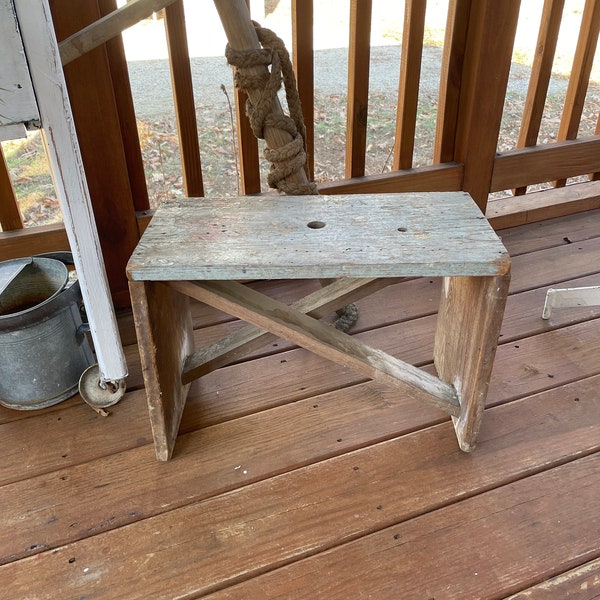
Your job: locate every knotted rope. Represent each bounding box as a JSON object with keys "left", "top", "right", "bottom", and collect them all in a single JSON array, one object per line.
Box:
[
  {"left": 225, "top": 22, "right": 358, "bottom": 331},
  {"left": 225, "top": 22, "right": 317, "bottom": 195}
]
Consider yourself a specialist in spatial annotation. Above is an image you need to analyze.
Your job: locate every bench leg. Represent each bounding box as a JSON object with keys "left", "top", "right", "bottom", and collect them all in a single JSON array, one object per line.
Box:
[
  {"left": 433, "top": 273, "right": 510, "bottom": 451},
  {"left": 129, "top": 281, "right": 194, "bottom": 460}
]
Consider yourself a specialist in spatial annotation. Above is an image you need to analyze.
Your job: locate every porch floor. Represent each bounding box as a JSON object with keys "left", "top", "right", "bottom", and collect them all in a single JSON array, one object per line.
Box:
[{"left": 1, "top": 209, "right": 600, "bottom": 599}]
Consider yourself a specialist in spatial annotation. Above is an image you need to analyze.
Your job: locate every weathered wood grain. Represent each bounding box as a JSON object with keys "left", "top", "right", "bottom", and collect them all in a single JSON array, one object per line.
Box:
[
  {"left": 127, "top": 193, "right": 509, "bottom": 281},
  {"left": 204, "top": 456, "right": 600, "bottom": 599},
  {"left": 2, "top": 311, "right": 599, "bottom": 566},
  {"left": 181, "top": 277, "right": 391, "bottom": 383},
  {"left": 345, "top": 0, "right": 372, "bottom": 178},
  {"left": 172, "top": 279, "right": 461, "bottom": 416},
  {"left": 1, "top": 214, "right": 599, "bottom": 598},
  {"left": 1, "top": 382, "right": 598, "bottom": 597},
  {"left": 506, "top": 556, "right": 600, "bottom": 599},
  {"left": 129, "top": 280, "right": 193, "bottom": 460},
  {"left": 435, "top": 274, "right": 510, "bottom": 450}
]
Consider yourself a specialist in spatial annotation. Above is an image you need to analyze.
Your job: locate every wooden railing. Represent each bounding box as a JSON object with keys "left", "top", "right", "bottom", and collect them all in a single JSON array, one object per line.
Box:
[{"left": 1, "top": 0, "right": 599, "bottom": 302}]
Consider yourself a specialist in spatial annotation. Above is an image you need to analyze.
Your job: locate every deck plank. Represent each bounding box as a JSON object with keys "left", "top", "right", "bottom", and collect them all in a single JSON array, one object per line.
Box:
[
  {"left": 1, "top": 382, "right": 599, "bottom": 597},
  {"left": 1, "top": 322, "right": 599, "bottom": 564},
  {"left": 204, "top": 455, "right": 600, "bottom": 600},
  {"left": 506, "top": 556, "right": 600, "bottom": 599}
]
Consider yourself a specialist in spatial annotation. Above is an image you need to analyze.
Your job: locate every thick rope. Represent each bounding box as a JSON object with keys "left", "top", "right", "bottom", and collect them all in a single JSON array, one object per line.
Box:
[
  {"left": 225, "top": 22, "right": 317, "bottom": 195},
  {"left": 225, "top": 22, "right": 357, "bottom": 331}
]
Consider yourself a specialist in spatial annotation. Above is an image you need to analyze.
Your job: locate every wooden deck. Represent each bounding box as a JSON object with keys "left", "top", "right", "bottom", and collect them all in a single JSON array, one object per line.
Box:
[{"left": 1, "top": 209, "right": 600, "bottom": 599}]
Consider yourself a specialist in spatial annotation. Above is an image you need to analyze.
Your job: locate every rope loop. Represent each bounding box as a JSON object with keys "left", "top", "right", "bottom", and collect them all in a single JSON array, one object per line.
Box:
[{"left": 225, "top": 21, "right": 312, "bottom": 192}]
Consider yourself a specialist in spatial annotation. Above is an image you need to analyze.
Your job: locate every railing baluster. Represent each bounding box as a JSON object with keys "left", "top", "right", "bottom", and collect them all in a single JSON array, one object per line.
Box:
[
  {"left": 0, "top": 146, "right": 24, "bottom": 231},
  {"left": 555, "top": 0, "right": 600, "bottom": 188},
  {"left": 164, "top": 0, "right": 204, "bottom": 197},
  {"left": 345, "top": 0, "right": 372, "bottom": 179},
  {"left": 434, "top": 0, "right": 470, "bottom": 164},
  {"left": 393, "top": 0, "right": 426, "bottom": 171},
  {"left": 592, "top": 108, "right": 600, "bottom": 181},
  {"left": 514, "top": 0, "right": 564, "bottom": 196},
  {"left": 234, "top": 0, "right": 261, "bottom": 195},
  {"left": 292, "top": 0, "right": 315, "bottom": 180},
  {"left": 98, "top": 0, "right": 150, "bottom": 211}
]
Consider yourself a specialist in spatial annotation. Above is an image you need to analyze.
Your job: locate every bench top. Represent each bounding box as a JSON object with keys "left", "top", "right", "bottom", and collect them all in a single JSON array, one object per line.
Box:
[{"left": 127, "top": 192, "right": 510, "bottom": 281}]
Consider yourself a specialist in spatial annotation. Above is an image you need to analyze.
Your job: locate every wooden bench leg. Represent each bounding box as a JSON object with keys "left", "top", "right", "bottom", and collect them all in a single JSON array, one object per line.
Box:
[
  {"left": 129, "top": 281, "right": 194, "bottom": 460},
  {"left": 433, "top": 273, "right": 511, "bottom": 451}
]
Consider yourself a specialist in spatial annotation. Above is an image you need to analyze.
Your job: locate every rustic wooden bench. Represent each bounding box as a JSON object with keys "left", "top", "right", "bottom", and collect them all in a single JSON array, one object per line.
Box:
[{"left": 127, "top": 192, "right": 511, "bottom": 461}]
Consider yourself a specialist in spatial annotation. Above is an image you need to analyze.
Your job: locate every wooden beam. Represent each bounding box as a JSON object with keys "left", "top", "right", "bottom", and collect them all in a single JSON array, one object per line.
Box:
[
  {"left": 292, "top": 0, "right": 315, "bottom": 180},
  {"left": 234, "top": 0, "right": 261, "bottom": 195},
  {"left": 393, "top": 0, "right": 426, "bottom": 170},
  {"left": 164, "top": 0, "right": 204, "bottom": 197},
  {"left": 318, "top": 162, "right": 463, "bottom": 195},
  {"left": 454, "top": 0, "right": 520, "bottom": 210},
  {"left": 434, "top": 0, "right": 471, "bottom": 164},
  {"left": 491, "top": 136, "right": 600, "bottom": 192},
  {"left": 182, "top": 277, "right": 396, "bottom": 383},
  {"left": 0, "top": 222, "right": 69, "bottom": 260},
  {"left": 171, "top": 279, "right": 461, "bottom": 416},
  {"left": 98, "top": 0, "right": 150, "bottom": 212},
  {"left": 0, "top": 146, "right": 23, "bottom": 231},
  {"left": 487, "top": 180, "right": 600, "bottom": 230},
  {"left": 555, "top": 0, "right": 600, "bottom": 187},
  {"left": 514, "top": 0, "right": 565, "bottom": 195},
  {"left": 58, "top": 0, "right": 179, "bottom": 66}
]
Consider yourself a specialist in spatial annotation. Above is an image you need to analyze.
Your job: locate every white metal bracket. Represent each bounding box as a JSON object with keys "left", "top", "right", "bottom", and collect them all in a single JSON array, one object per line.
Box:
[{"left": 542, "top": 286, "right": 600, "bottom": 319}]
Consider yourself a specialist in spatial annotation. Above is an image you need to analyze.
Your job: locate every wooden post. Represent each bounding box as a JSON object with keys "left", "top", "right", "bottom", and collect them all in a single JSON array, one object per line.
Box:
[
  {"left": 514, "top": 0, "right": 565, "bottom": 196},
  {"left": 434, "top": 273, "right": 511, "bottom": 451},
  {"left": 234, "top": 0, "right": 261, "bottom": 195},
  {"left": 0, "top": 147, "right": 24, "bottom": 231},
  {"left": 213, "top": 0, "right": 311, "bottom": 189},
  {"left": 434, "top": 0, "right": 471, "bottom": 164},
  {"left": 164, "top": 0, "right": 205, "bottom": 198},
  {"left": 292, "top": 0, "right": 315, "bottom": 180},
  {"left": 98, "top": 0, "right": 151, "bottom": 212},
  {"left": 554, "top": 0, "right": 600, "bottom": 188},
  {"left": 129, "top": 280, "right": 193, "bottom": 461},
  {"left": 393, "top": 0, "right": 426, "bottom": 171},
  {"left": 453, "top": 0, "right": 520, "bottom": 211}
]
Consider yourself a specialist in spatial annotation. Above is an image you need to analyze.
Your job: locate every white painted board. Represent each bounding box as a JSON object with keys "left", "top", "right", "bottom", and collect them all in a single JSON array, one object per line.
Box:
[
  {"left": 13, "top": 0, "right": 127, "bottom": 384},
  {"left": 0, "top": 0, "right": 39, "bottom": 130}
]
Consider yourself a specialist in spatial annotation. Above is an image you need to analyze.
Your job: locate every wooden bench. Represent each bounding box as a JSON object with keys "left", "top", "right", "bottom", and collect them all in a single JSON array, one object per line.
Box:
[{"left": 127, "top": 192, "right": 511, "bottom": 461}]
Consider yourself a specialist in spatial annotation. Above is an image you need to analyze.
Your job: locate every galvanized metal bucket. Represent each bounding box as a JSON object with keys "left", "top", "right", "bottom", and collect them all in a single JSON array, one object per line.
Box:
[{"left": 0, "top": 254, "right": 95, "bottom": 410}]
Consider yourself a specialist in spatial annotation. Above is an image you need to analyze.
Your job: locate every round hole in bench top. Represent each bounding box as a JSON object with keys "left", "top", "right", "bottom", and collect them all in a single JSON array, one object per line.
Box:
[{"left": 307, "top": 221, "right": 326, "bottom": 229}]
